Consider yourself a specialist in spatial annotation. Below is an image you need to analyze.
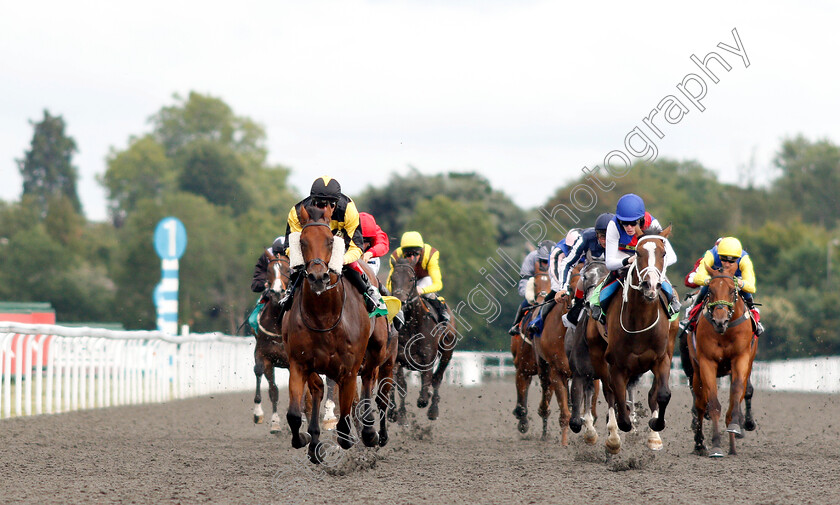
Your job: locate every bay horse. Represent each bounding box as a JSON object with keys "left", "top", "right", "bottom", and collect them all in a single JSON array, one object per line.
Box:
[
  {"left": 283, "top": 204, "right": 375, "bottom": 464},
  {"left": 510, "top": 258, "right": 554, "bottom": 437},
  {"left": 252, "top": 250, "right": 292, "bottom": 433},
  {"left": 687, "top": 259, "right": 758, "bottom": 457},
  {"left": 586, "top": 226, "right": 679, "bottom": 454},
  {"left": 388, "top": 257, "right": 456, "bottom": 422},
  {"left": 533, "top": 262, "right": 586, "bottom": 445},
  {"left": 565, "top": 253, "right": 607, "bottom": 445}
]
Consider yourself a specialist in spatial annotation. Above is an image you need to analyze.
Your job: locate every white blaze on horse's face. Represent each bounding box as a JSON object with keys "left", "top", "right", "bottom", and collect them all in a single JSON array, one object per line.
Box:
[
  {"left": 271, "top": 262, "right": 284, "bottom": 292},
  {"left": 641, "top": 241, "right": 662, "bottom": 287}
]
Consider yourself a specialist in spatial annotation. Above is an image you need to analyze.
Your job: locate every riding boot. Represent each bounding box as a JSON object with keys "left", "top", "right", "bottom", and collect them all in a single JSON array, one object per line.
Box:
[
  {"left": 564, "top": 296, "right": 585, "bottom": 327},
  {"left": 509, "top": 301, "right": 527, "bottom": 336},
  {"left": 343, "top": 265, "right": 386, "bottom": 315},
  {"left": 280, "top": 267, "right": 304, "bottom": 311},
  {"left": 425, "top": 296, "right": 450, "bottom": 325},
  {"left": 393, "top": 309, "right": 405, "bottom": 331},
  {"left": 527, "top": 299, "right": 555, "bottom": 337},
  {"left": 744, "top": 296, "right": 764, "bottom": 336},
  {"left": 592, "top": 296, "right": 610, "bottom": 325},
  {"left": 668, "top": 291, "right": 682, "bottom": 318}
]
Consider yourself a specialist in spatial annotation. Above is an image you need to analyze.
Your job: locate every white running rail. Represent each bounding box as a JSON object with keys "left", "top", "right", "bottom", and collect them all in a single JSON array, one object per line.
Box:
[{"left": 0, "top": 322, "right": 253, "bottom": 419}]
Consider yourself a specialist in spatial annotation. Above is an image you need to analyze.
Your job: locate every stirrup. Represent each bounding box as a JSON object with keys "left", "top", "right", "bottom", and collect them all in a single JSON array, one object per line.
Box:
[
  {"left": 508, "top": 324, "right": 520, "bottom": 336},
  {"left": 591, "top": 305, "right": 606, "bottom": 325}
]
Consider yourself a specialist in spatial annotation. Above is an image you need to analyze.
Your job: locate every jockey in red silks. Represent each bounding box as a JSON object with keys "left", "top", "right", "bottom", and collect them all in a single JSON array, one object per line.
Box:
[{"left": 359, "top": 212, "right": 390, "bottom": 276}]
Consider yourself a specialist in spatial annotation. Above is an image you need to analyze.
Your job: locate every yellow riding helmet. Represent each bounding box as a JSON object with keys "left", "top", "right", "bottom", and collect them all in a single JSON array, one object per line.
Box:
[
  {"left": 717, "top": 237, "right": 743, "bottom": 258},
  {"left": 401, "top": 231, "right": 424, "bottom": 249}
]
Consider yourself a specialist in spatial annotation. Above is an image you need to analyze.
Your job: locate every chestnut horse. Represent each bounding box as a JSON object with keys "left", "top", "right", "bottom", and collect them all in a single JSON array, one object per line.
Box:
[
  {"left": 565, "top": 254, "right": 607, "bottom": 444},
  {"left": 510, "top": 258, "right": 554, "bottom": 437},
  {"left": 687, "top": 259, "right": 758, "bottom": 457},
  {"left": 586, "top": 227, "right": 679, "bottom": 454},
  {"left": 253, "top": 250, "right": 292, "bottom": 433},
  {"left": 388, "top": 257, "right": 456, "bottom": 422},
  {"left": 283, "top": 204, "right": 375, "bottom": 464},
  {"left": 533, "top": 263, "right": 585, "bottom": 445}
]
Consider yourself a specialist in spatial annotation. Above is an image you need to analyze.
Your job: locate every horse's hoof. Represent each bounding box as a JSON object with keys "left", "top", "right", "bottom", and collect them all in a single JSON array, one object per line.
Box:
[
  {"left": 269, "top": 423, "right": 282, "bottom": 434},
  {"left": 726, "top": 423, "right": 742, "bottom": 436},
  {"left": 378, "top": 431, "right": 389, "bottom": 447},
  {"left": 734, "top": 430, "right": 745, "bottom": 439},
  {"left": 417, "top": 396, "right": 429, "bottom": 409},
  {"left": 605, "top": 438, "right": 621, "bottom": 455},
  {"left": 427, "top": 404, "right": 439, "bottom": 421},
  {"left": 584, "top": 430, "right": 598, "bottom": 445},
  {"left": 397, "top": 411, "right": 408, "bottom": 426},
  {"left": 647, "top": 435, "right": 663, "bottom": 451},
  {"left": 254, "top": 415, "right": 264, "bottom": 424},
  {"left": 744, "top": 418, "right": 756, "bottom": 431},
  {"left": 292, "top": 431, "right": 311, "bottom": 449},
  {"left": 569, "top": 418, "right": 583, "bottom": 433},
  {"left": 709, "top": 447, "right": 725, "bottom": 458},
  {"left": 361, "top": 428, "right": 379, "bottom": 448},
  {"left": 308, "top": 442, "right": 323, "bottom": 465},
  {"left": 517, "top": 419, "right": 529, "bottom": 434},
  {"left": 387, "top": 409, "right": 399, "bottom": 423},
  {"left": 648, "top": 418, "right": 666, "bottom": 432},
  {"left": 512, "top": 405, "right": 527, "bottom": 420},
  {"left": 618, "top": 419, "right": 633, "bottom": 433},
  {"left": 693, "top": 445, "right": 708, "bottom": 457}
]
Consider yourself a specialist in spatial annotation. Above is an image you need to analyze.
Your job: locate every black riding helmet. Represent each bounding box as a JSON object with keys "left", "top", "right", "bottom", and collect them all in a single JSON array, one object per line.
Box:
[
  {"left": 310, "top": 176, "right": 342, "bottom": 201},
  {"left": 595, "top": 213, "right": 614, "bottom": 233},
  {"left": 272, "top": 236, "right": 285, "bottom": 256},
  {"left": 537, "top": 240, "right": 554, "bottom": 261}
]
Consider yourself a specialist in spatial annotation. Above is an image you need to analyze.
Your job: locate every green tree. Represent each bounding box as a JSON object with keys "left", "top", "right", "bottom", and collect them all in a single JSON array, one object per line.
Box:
[
  {"left": 17, "top": 110, "right": 82, "bottom": 216},
  {"left": 177, "top": 140, "right": 251, "bottom": 214},
  {"left": 773, "top": 135, "right": 840, "bottom": 229}
]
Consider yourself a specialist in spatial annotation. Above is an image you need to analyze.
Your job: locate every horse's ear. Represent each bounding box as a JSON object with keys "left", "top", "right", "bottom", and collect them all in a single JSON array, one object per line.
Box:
[
  {"left": 322, "top": 203, "right": 334, "bottom": 221},
  {"left": 660, "top": 223, "right": 672, "bottom": 239},
  {"left": 585, "top": 250, "right": 593, "bottom": 263},
  {"left": 299, "top": 205, "right": 310, "bottom": 225}
]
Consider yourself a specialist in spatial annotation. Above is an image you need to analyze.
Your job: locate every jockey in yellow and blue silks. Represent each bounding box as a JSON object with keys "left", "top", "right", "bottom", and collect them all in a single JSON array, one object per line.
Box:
[
  {"left": 387, "top": 231, "right": 450, "bottom": 325},
  {"left": 507, "top": 240, "right": 554, "bottom": 336},
  {"left": 280, "top": 176, "right": 387, "bottom": 317},
  {"left": 688, "top": 236, "right": 763, "bottom": 336},
  {"left": 591, "top": 193, "right": 680, "bottom": 324}
]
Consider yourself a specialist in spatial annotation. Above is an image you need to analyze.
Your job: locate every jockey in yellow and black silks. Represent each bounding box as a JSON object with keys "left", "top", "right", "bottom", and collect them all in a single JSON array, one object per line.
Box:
[
  {"left": 386, "top": 231, "right": 450, "bottom": 325},
  {"left": 280, "top": 176, "right": 387, "bottom": 317}
]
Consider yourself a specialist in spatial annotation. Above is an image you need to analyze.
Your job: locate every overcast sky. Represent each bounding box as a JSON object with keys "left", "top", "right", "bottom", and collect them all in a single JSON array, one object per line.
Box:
[{"left": 1, "top": 1, "right": 838, "bottom": 222}]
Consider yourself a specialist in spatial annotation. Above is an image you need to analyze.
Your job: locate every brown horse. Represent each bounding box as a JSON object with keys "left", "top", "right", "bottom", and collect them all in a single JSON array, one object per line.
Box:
[
  {"left": 688, "top": 260, "right": 758, "bottom": 457},
  {"left": 510, "top": 259, "right": 554, "bottom": 437},
  {"left": 533, "top": 263, "right": 585, "bottom": 445},
  {"left": 356, "top": 260, "right": 400, "bottom": 446},
  {"left": 586, "top": 226, "right": 679, "bottom": 454},
  {"left": 252, "top": 251, "right": 292, "bottom": 433},
  {"left": 283, "top": 204, "right": 374, "bottom": 463},
  {"left": 565, "top": 254, "right": 606, "bottom": 444},
  {"left": 388, "top": 257, "right": 456, "bottom": 422}
]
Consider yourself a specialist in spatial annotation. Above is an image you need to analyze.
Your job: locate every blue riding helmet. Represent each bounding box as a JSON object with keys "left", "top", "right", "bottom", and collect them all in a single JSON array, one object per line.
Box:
[
  {"left": 537, "top": 240, "right": 554, "bottom": 261},
  {"left": 595, "top": 213, "right": 614, "bottom": 232},
  {"left": 615, "top": 194, "right": 645, "bottom": 221}
]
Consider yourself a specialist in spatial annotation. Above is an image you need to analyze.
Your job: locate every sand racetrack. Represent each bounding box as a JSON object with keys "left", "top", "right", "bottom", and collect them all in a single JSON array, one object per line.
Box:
[{"left": 2, "top": 379, "right": 839, "bottom": 504}]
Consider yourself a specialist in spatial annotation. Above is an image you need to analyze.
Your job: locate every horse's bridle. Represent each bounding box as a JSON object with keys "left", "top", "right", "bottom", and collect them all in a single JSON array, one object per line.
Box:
[
  {"left": 301, "top": 221, "right": 342, "bottom": 292},
  {"left": 617, "top": 235, "right": 668, "bottom": 334},
  {"left": 392, "top": 262, "right": 419, "bottom": 303},
  {"left": 296, "top": 221, "right": 345, "bottom": 331},
  {"left": 703, "top": 274, "right": 748, "bottom": 333}
]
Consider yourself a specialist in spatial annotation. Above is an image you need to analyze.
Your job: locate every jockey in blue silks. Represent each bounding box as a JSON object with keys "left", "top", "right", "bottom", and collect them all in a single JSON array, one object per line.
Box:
[
  {"left": 525, "top": 229, "right": 584, "bottom": 338},
  {"left": 591, "top": 193, "right": 680, "bottom": 324},
  {"left": 508, "top": 240, "right": 554, "bottom": 336},
  {"left": 556, "top": 213, "right": 613, "bottom": 329}
]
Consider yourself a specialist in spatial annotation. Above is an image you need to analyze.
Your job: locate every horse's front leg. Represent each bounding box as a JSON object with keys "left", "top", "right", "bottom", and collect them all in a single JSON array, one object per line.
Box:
[
  {"left": 691, "top": 365, "right": 708, "bottom": 456},
  {"left": 514, "top": 369, "right": 533, "bottom": 434},
  {"left": 336, "top": 375, "right": 360, "bottom": 451},
  {"left": 608, "top": 364, "right": 632, "bottom": 433},
  {"left": 286, "top": 362, "right": 311, "bottom": 449},
  {"left": 376, "top": 375, "right": 398, "bottom": 447},
  {"left": 323, "top": 377, "right": 338, "bottom": 431},
  {"left": 698, "top": 358, "right": 723, "bottom": 457},
  {"left": 648, "top": 355, "right": 673, "bottom": 433},
  {"left": 390, "top": 363, "right": 408, "bottom": 424},
  {"left": 726, "top": 354, "right": 751, "bottom": 455},
  {"left": 569, "top": 374, "right": 585, "bottom": 434},
  {"left": 305, "top": 373, "right": 325, "bottom": 464},
  {"left": 537, "top": 362, "right": 553, "bottom": 441},
  {"left": 551, "top": 366, "right": 571, "bottom": 446},
  {"left": 253, "top": 355, "right": 265, "bottom": 424},
  {"left": 265, "top": 362, "right": 282, "bottom": 433},
  {"left": 582, "top": 379, "right": 598, "bottom": 445},
  {"left": 428, "top": 338, "right": 454, "bottom": 421},
  {"left": 359, "top": 366, "right": 380, "bottom": 447},
  {"left": 743, "top": 378, "right": 756, "bottom": 431}
]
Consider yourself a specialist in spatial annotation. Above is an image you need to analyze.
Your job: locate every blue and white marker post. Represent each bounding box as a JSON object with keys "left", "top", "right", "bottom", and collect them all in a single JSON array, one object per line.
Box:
[{"left": 153, "top": 217, "right": 187, "bottom": 335}]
